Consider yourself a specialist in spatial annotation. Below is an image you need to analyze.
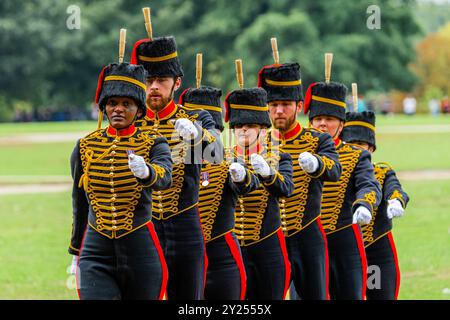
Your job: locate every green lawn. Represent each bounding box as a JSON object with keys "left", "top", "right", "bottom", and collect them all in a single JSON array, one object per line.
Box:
[{"left": 394, "top": 180, "right": 450, "bottom": 300}]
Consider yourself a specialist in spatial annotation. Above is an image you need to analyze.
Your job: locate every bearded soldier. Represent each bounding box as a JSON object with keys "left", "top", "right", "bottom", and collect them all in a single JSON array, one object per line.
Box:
[
  {"left": 130, "top": 11, "right": 221, "bottom": 299},
  {"left": 341, "top": 109, "right": 409, "bottom": 300},
  {"left": 258, "top": 55, "right": 341, "bottom": 299}
]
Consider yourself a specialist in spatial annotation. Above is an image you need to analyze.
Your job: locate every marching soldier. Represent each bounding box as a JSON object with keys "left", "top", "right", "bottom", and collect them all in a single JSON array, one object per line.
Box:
[
  {"left": 341, "top": 109, "right": 409, "bottom": 300},
  {"left": 68, "top": 30, "right": 173, "bottom": 299},
  {"left": 130, "top": 9, "right": 221, "bottom": 300},
  {"left": 225, "top": 60, "right": 294, "bottom": 300},
  {"left": 179, "top": 84, "right": 260, "bottom": 300},
  {"left": 305, "top": 54, "right": 382, "bottom": 300},
  {"left": 178, "top": 55, "right": 259, "bottom": 300},
  {"left": 257, "top": 45, "right": 341, "bottom": 299}
]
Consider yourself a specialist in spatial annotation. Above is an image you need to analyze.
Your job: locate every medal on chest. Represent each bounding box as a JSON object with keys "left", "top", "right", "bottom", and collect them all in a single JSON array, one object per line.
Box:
[{"left": 201, "top": 171, "right": 210, "bottom": 187}]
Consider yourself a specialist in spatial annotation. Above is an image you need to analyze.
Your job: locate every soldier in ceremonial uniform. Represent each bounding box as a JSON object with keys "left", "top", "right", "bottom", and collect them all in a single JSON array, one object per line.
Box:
[
  {"left": 130, "top": 35, "right": 221, "bottom": 299},
  {"left": 305, "top": 71, "right": 381, "bottom": 299},
  {"left": 341, "top": 110, "right": 409, "bottom": 300},
  {"left": 225, "top": 63, "right": 294, "bottom": 299},
  {"left": 179, "top": 85, "right": 260, "bottom": 300},
  {"left": 68, "top": 62, "right": 173, "bottom": 300},
  {"left": 257, "top": 61, "right": 341, "bottom": 300}
]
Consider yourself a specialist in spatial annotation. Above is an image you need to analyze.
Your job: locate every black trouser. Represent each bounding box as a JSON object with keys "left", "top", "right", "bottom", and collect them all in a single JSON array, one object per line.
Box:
[
  {"left": 241, "top": 229, "right": 290, "bottom": 300},
  {"left": 204, "top": 231, "right": 246, "bottom": 300},
  {"left": 327, "top": 224, "right": 367, "bottom": 300},
  {"left": 77, "top": 222, "right": 167, "bottom": 300},
  {"left": 286, "top": 217, "right": 329, "bottom": 300},
  {"left": 365, "top": 232, "right": 400, "bottom": 300},
  {"left": 153, "top": 206, "right": 206, "bottom": 300}
]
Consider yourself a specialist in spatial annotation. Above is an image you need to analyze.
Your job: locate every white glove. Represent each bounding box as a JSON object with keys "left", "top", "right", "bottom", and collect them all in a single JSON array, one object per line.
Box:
[
  {"left": 128, "top": 153, "right": 150, "bottom": 179},
  {"left": 298, "top": 152, "right": 319, "bottom": 173},
  {"left": 69, "top": 256, "right": 78, "bottom": 275},
  {"left": 387, "top": 199, "right": 404, "bottom": 219},
  {"left": 229, "top": 162, "right": 247, "bottom": 183},
  {"left": 250, "top": 153, "right": 271, "bottom": 178},
  {"left": 352, "top": 206, "right": 372, "bottom": 225},
  {"left": 174, "top": 118, "right": 199, "bottom": 140}
]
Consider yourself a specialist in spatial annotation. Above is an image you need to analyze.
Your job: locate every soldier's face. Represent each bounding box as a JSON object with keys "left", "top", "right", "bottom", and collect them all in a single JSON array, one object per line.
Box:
[
  {"left": 146, "top": 76, "right": 181, "bottom": 111},
  {"left": 105, "top": 97, "right": 142, "bottom": 129},
  {"left": 351, "top": 141, "right": 374, "bottom": 153},
  {"left": 311, "top": 116, "right": 343, "bottom": 138},
  {"left": 234, "top": 124, "right": 262, "bottom": 147},
  {"left": 268, "top": 100, "right": 301, "bottom": 131}
]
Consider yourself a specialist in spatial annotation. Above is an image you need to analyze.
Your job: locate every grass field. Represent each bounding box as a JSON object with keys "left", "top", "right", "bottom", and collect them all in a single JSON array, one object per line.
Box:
[{"left": 0, "top": 114, "right": 449, "bottom": 300}]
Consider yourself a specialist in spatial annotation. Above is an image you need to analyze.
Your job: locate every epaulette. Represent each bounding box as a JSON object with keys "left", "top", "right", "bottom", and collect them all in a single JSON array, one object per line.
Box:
[{"left": 374, "top": 162, "right": 393, "bottom": 170}]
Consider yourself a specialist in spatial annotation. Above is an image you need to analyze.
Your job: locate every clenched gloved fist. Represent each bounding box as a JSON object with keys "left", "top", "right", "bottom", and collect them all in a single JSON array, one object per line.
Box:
[
  {"left": 298, "top": 152, "right": 319, "bottom": 173},
  {"left": 250, "top": 153, "right": 271, "bottom": 178},
  {"left": 352, "top": 206, "right": 372, "bottom": 225},
  {"left": 174, "top": 118, "right": 199, "bottom": 140},
  {"left": 128, "top": 153, "right": 150, "bottom": 179},
  {"left": 229, "top": 162, "right": 247, "bottom": 183},
  {"left": 387, "top": 199, "right": 404, "bottom": 219}
]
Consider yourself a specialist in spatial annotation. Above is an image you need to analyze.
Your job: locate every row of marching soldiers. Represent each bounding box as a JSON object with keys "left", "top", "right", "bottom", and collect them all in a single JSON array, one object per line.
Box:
[{"left": 68, "top": 9, "right": 409, "bottom": 300}]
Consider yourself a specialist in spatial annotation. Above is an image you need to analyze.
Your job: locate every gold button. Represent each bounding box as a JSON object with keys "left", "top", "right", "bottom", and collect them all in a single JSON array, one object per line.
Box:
[
  {"left": 112, "top": 226, "right": 117, "bottom": 230},
  {"left": 113, "top": 213, "right": 117, "bottom": 217},
  {"left": 281, "top": 199, "right": 286, "bottom": 203},
  {"left": 113, "top": 139, "right": 119, "bottom": 143},
  {"left": 110, "top": 189, "right": 115, "bottom": 193},
  {"left": 112, "top": 194, "right": 117, "bottom": 198},
  {"left": 159, "top": 209, "right": 163, "bottom": 212},
  {"left": 282, "top": 221, "right": 287, "bottom": 225},
  {"left": 240, "top": 205, "right": 244, "bottom": 210},
  {"left": 240, "top": 230, "right": 244, "bottom": 234},
  {"left": 111, "top": 197, "right": 116, "bottom": 202},
  {"left": 240, "top": 218, "right": 244, "bottom": 221},
  {"left": 282, "top": 227, "right": 287, "bottom": 231},
  {"left": 112, "top": 207, "right": 116, "bottom": 211},
  {"left": 158, "top": 196, "right": 162, "bottom": 200},
  {"left": 110, "top": 166, "right": 114, "bottom": 171},
  {"left": 281, "top": 214, "right": 286, "bottom": 219},
  {"left": 109, "top": 158, "right": 114, "bottom": 163},
  {"left": 281, "top": 209, "right": 286, "bottom": 213},
  {"left": 239, "top": 199, "right": 243, "bottom": 204},
  {"left": 110, "top": 181, "right": 114, "bottom": 186},
  {"left": 157, "top": 191, "right": 161, "bottom": 194},
  {"left": 240, "top": 211, "right": 245, "bottom": 215},
  {"left": 110, "top": 172, "right": 114, "bottom": 176},
  {"left": 112, "top": 220, "right": 117, "bottom": 224},
  {"left": 158, "top": 204, "right": 163, "bottom": 208},
  {"left": 111, "top": 151, "right": 116, "bottom": 155}
]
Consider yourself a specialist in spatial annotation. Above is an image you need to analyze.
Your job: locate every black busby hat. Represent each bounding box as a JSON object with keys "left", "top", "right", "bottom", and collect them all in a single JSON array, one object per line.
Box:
[
  {"left": 304, "top": 81, "right": 347, "bottom": 121},
  {"left": 131, "top": 36, "right": 184, "bottom": 78},
  {"left": 341, "top": 111, "right": 377, "bottom": 150},
  {"left": 179, "top": 86, "right": 224, "bottom": 131},
  {"left": 257, "top": 63, "right": 303, "bottom": 102},
  {"left": 95, "top": 63, "right": 147, "bottom": 119},
  {"left": 224, "top": 88, "right": 271, "bottom": 128}
]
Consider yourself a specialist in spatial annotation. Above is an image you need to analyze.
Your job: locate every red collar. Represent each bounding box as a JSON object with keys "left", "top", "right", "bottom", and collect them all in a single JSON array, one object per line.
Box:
[
  {"left": 107, "top": 124, "right": 137, "bottom": 137},
  {"left": 334, "top": 138, "right": 342, "bottom": 147},
  {"left": 272, "top": 122, "right": 302, "bottom": 141},
  {"left": 146, "top": 100, "right": 178, "bottom": 120},
  {"left": 235, "top": 143, "right": 263, "bottom": 157}
]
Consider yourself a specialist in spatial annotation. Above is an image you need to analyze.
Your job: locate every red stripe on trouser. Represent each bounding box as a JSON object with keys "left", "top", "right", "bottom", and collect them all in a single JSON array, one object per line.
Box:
[
  {"left": 276, "top": 228, "right": 291, "bottom": 300},
  {"left": 316, "top": 217, "right": 330, "bottom": 300},
  {"left": 196, "top": 206, "right": 209, "bottom": 296},
  {"left": 146, "top": 222, "right": 169, "bottom": 300},
  {"left": 75, "top": 225, "right": 89, "bottom": 300},
  {"left": 352, "top": 224, "right": 368, "bottom": 300},
  {"left": 224, "top": 232, "right": 247, "bottom": 300},
  {"left": 387, "top": 232, "right": 401, "bottom": 300}
]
